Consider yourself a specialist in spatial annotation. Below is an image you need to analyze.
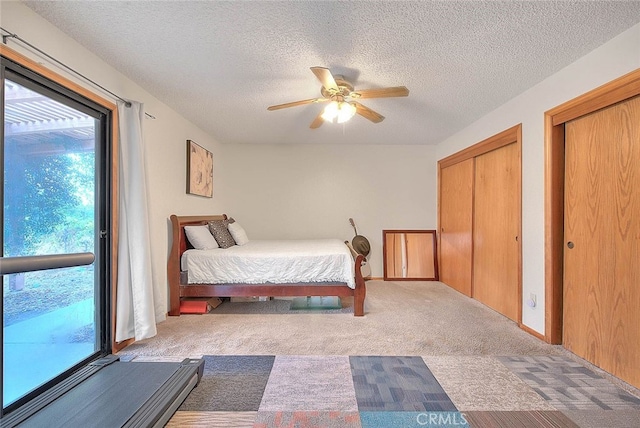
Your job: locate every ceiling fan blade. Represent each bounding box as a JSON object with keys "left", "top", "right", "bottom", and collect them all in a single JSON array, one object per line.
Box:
[
  {"left": 310, "top": 66, "right": 338, "bottom": 92},
  {"left": 351, "top": 86, "right": 409, "bottom": 99},
  {"left": 309, "top": 111, "right": 324, "bottom": 129},
  {"left": 354, "top": 102, "right": 385, "bottom": 123},
  {"left": 267, "top": 98, "right": 328, "bottom": 111}
]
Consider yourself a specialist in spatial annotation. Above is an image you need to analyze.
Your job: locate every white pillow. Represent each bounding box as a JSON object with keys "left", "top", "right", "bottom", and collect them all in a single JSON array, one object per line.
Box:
[
  {"left": 228, "top": 221, "right": 249, "bottom": 246},
  {"left": 184, "top": 225, "right": 219, "bottom": 250}
]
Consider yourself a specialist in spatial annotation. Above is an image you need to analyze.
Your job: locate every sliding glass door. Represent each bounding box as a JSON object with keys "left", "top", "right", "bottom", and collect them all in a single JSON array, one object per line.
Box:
[{"left": 2, "top": 61, "right": 111, "bottom": 411}]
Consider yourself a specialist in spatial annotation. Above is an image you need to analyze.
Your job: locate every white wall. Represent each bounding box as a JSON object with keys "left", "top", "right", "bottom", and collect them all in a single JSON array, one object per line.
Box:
[
  {"left": 219, "top": 144, "right": 438, "bottom": 277},
  {"left": 436, "top": 23, "right": 640, "bottom": 334},
  {"left": 1, "top": 1, "right": 227, "bottom": 320}
]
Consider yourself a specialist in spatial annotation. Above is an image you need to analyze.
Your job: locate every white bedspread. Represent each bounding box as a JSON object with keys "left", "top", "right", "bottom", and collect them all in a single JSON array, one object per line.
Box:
[{"left": 181, "top": 239, "right": 356, "bottom": 288}]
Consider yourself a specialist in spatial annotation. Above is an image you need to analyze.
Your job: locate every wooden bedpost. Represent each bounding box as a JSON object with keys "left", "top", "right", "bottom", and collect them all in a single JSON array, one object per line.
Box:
[
  {"left": 168, "top": 214, "right": 228, "bottom": 316},
  {"left": 168, "top": 215, "right": 182, "bottom": 316},
  {"left": 353, "top": 254, "right": 366, "bottom": 316}
]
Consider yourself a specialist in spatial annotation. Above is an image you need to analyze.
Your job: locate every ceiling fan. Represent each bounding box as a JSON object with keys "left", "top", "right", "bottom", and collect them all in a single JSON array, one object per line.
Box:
[{"left": 267, "top": 67, "right": 409, "bottom": 129}]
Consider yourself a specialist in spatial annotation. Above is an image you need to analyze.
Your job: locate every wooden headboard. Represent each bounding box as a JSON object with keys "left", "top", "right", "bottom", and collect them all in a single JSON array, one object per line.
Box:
[{"left": 168, "top": 214, "right": 227, "bottom": 314}]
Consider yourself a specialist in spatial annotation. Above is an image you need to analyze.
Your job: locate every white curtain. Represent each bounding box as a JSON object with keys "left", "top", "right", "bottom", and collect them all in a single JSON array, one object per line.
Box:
[{"left": 115, "top": 100, "right": 157, "bottom": 342}]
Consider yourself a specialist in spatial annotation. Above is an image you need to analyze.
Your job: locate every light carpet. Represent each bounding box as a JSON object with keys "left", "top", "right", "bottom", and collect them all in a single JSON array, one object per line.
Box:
[{"left": 119, "top": 281, "right": 558, "bottom": 357}]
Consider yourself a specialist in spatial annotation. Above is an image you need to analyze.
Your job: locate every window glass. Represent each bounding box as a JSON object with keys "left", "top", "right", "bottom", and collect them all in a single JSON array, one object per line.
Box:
[{"left": 2, "top": 71, "right": 108, "bottom": 410}]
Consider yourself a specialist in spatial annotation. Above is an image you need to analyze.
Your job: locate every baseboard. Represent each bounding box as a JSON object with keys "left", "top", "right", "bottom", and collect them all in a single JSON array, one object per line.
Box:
[
  {"left": 113, "top": 337, "right": 134, "bottom": 353},
  {"left": 367, "top": 276, "right": 383, "bottom": 281},
  {"left": 520, "top": 323, "right": 546, "bottom": 341}
]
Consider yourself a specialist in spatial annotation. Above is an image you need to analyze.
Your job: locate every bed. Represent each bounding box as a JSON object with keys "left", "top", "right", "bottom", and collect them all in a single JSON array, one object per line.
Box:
[{"left": 167, "top": 214, "right": 366, "bottom": 316}]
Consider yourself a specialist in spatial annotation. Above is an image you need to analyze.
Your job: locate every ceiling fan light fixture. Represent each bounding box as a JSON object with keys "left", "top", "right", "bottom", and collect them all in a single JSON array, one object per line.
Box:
[
  {"left": 337, "top": 101, "right": 356, "bottom": 123},
  {"left": 321, "top": 100, "right": 356, "bottom": 123},
  {"left": 321, "top": 100, "right": 339, "bottom": 122}
]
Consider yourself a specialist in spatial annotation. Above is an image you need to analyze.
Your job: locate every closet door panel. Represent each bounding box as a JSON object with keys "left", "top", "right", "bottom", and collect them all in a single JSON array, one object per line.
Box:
[
  {"left": 439, "top": 159, "right": 474, "bottom": 296},
  {"left": 564, "top": 95, "right": 640, "bottom": 388},
  {"left": 473, "top": 142, "right": 520, "bottom": 322}
]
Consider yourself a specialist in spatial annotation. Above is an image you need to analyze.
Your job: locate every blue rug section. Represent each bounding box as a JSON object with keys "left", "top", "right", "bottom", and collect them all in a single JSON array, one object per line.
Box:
[
  {"left": 350, "top": 356, "right": 457, "bottom": 411},
  {"left": 179, "top": 355, "right": 275, "bottom": 411},
  {"left": 360, "top": 411, "right": 469, "bottom": 428}
]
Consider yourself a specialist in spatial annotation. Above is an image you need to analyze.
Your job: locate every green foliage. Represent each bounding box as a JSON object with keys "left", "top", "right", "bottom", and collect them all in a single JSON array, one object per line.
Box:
[{"left": 3, "top": 146, "right": 95, "bottom": 257}]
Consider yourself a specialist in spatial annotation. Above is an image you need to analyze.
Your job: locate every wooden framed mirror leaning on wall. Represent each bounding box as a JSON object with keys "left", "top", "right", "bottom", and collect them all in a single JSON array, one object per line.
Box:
[{"left": 382, "top": 230, "right": 439, "bottom": 281}]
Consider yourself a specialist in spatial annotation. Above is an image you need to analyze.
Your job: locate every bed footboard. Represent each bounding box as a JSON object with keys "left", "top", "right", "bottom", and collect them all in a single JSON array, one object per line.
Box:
[{"left": 353, "top": 254, "right": 366, "bottom": 316}]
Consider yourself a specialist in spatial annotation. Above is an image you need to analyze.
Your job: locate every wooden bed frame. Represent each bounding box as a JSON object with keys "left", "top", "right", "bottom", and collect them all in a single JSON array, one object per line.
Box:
[{"left": 167, "top": 214, "right": 366, "bottom": 316}]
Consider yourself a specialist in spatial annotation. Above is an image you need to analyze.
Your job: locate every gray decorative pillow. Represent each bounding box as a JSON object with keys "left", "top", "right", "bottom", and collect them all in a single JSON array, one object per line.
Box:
[{"left": 208, "top": 219, "right": 236, "bottom": 249}]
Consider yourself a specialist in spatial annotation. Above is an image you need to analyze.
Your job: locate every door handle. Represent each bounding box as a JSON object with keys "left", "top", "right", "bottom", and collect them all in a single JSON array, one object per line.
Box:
[{"left": 567, "top": 241, "right": 575, "bottom": 249}]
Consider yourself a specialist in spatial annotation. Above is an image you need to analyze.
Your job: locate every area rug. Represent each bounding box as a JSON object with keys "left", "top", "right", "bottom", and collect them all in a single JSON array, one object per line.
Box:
[
  {"left": 179, "top": 355, "right": 274, "bottom": 411},
  {"left": 207, "top": 297, "right": 353, "bottom": 315},
  {"left": 498, "top": 356, "right": 640, "bottom": 410},
  {"left": 289, "top": 296, "right": 342, "bottom": 310},
  {"left": 179, "top": 355, "right": 468, "bottom": 427},
  {"left": 172, "top": 354, "right": 640, "bottom": 428},
  {"left": 179, "top": 355, "right": 458, "bottom": 414}
]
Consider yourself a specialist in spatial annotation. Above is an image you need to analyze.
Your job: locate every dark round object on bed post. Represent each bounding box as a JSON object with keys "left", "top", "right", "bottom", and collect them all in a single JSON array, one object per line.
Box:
[{"left": 349, "top": 218, "right": 370, "bottom": 257}]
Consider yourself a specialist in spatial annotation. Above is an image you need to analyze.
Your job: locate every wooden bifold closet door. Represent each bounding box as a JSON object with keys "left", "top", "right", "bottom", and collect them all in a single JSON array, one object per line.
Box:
[
  {"left": 439, "top": 159, "right": 474, "bottom": 296},
  {"left": 563, "top": 95, "right": 640, "bottom": 388},
  {"left": 438, "top": 125, "right": 521, "bottom": 323},
  {"left": 473, "top": 142, "right": 520, "bottom": 322}
]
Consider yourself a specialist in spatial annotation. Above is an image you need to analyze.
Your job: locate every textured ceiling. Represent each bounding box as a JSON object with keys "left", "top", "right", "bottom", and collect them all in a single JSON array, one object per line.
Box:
[{"left": 21, "top": 1, "right": 640, "bottom": 145}]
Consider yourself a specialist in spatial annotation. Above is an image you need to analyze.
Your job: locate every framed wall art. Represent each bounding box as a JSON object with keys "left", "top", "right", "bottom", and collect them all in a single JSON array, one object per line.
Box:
[{"left": 186, "top": 140, "right": 213, "bottom": 197}]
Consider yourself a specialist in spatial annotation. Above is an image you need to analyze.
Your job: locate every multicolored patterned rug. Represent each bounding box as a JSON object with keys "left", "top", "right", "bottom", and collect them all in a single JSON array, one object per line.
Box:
[{"left": 172, "top": 354, "right": 640, "bottom": 427}]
